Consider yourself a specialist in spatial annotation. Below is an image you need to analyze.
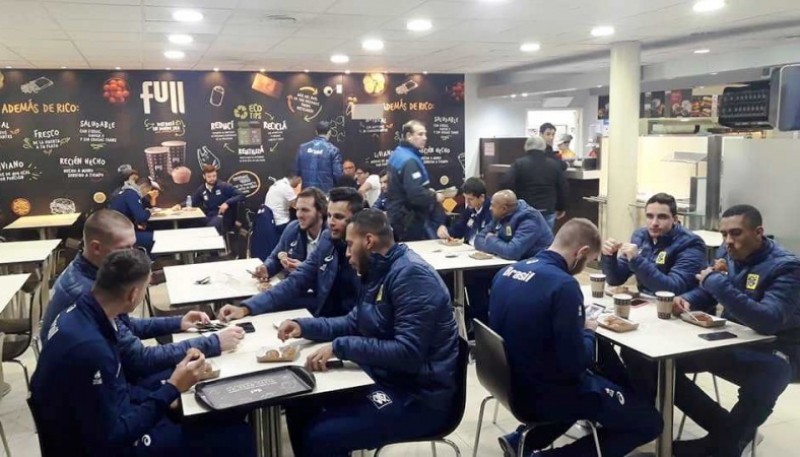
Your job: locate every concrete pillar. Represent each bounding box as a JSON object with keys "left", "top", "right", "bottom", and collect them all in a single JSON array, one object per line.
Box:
[{"left": 606, "top": 41, "right": 641, "bottom": 240}]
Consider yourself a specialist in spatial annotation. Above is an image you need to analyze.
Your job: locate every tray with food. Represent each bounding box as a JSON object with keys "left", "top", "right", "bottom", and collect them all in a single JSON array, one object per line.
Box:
[
  {"left": 605, "top": 286, "right": 640, "bottom": 298},
  {"left": 440, "top": 238, "right": 464, "bottom": 247},
  {"left": 598, "top": 315, "right": 640, "bottom": 333},
  {"left": 680, "top": 311, "right": 727, "bottom": 328},
  {"left": 256, "top": 345, "right": 300, "bottom": 363}
]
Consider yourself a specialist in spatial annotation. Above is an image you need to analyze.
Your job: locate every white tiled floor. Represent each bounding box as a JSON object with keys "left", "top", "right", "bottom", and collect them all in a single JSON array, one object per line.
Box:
[{"left": 3, "top": 281, "right": 800, "bottom": 456}]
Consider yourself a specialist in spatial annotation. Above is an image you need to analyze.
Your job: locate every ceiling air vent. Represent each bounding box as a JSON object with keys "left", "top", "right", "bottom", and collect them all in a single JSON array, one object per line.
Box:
[{"left": 260, "top": 14, "right": 298, "bottom": 24}]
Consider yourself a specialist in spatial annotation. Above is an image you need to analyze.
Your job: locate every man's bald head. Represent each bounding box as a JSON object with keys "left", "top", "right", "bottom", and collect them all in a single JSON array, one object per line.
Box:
[
  {"left": 83, "top": 209, "right": 137, "bottom": 266},
  {"left": 490, "top": 190, "right": 518, "bottom": 221}
]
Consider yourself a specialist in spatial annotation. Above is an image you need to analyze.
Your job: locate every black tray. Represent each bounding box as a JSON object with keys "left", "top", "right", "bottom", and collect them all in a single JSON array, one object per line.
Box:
[{"left": 194, "top": 365, "right": 316, "bottom": 411}]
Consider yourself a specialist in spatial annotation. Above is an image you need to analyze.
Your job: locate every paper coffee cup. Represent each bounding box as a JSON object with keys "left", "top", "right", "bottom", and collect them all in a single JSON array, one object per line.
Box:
[
  {"left": 613, "top": 293, "right": 632, "bottom": 319},
  {"left": 655, "top": 291, "right": 675, "bottom": 320},
  {"left": 589, "top": 274, "right": 606, "bottom": 298}
]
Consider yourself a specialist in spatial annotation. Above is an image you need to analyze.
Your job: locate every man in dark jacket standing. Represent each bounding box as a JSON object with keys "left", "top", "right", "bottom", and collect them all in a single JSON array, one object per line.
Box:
[
  {"left": 295, "top": 121, "right": 344, "bottom": 193},
  {"left": 277, "top": 209, "right": 458, "bottom": 457},
  {"left": 192, "top": 164, "right": 245, "bottom": 234},
  {"left": 474, "top": 190, "right": 553, "bottom": 261},
  {"left": 386, "top": 120, "right": 444, "bottom": 241},
  {"left": 501, "top": 136, "right": 568, "bottom": 230},
  {"left": 672, "top": 205, "right": 800, "bottom": 457}
]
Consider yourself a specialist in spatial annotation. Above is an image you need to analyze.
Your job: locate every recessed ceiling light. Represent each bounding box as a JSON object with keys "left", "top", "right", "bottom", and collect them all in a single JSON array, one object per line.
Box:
[
  {"left": 520, "top": 42, "right": 541, "bottom": 52},
  {"left": 60, "top": 66, "right": 67, "bottom": 69},
  {"left": 423, "top": 71, "right": 428, "bottom": 74},
  {"left": 710, "top": 72, "right": 718, "bottom": 75},
  {"left": 165, "top": 67, "right": 171, "bottom": 70},
  {"left": 591, "top": 26, "right": 615, "bottom": 37},
  {"left": 4, "top": 66, "right": 11, "bottom": 69},
  {"left": 510, "top": 94, "right": 517, "bottom": 98},
  {"left": 694, "top": 48, "right": 710, "bottom": 54},
  {"left": 172, "top": 9, "right": 203, "bottom": 22},
  {"left": 259, "top": 68, "right": 265, "bottom": 72},
  {"left": 213, "top": 67, "right": 219, "bottom": 72},
  {"left": 407, "top": 19, "right": 432, "bottom": 32},
  {"left": 345, "top": 70, "right": 351, "bottom": 74},
  {"left": 304, "top": 69, "right": 309, "bottom": 73},
  {"left": 362, "top": 38, "right": 384, "bottom": 51},
  {"left": 330, "top": 54, "right": 349, "bottom": 64},
  {"left": 164, "top": 50, "right": 185, "bottom": 59},
  {"left": 168, "top": 34, "right": 193, "bottom": 45},
  {"left": 521, "top": 93, "right": 528, "bottom": 97},
  {"left": 596, "top": 84, "right": 603, "bottom": 88},
  {"left": 693, "top": 0, "right": 725, "bottom": 13}
]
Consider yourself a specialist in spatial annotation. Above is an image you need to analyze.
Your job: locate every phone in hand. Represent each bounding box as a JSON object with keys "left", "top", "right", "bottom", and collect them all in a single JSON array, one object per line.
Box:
[
  {"left": 585, "top": 303, "right": 606, "bottom": 320},
  {"left": 236, "top": 322, "right": 256, "bottom": 333},
  {"left": 698, "top": 331, "right": 737, "bottom": 341},
  {"left": 325, "top": 360, "right": 344, "bottom": 369}
]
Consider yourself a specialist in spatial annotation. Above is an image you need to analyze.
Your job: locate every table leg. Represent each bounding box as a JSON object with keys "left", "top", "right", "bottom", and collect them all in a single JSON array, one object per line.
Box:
[
  {"left": 181, "top": 252, "right": 194, "bottom": 265},
  {"left": 172, "top": 221, "right": 179, "bottom": 230},
  {"left": 453, "top": 270, "right": 467, "bottom": 340},
  {"left": 37, "top": 228, "right": 47, "bottom": 240},
  {"left": 250, "top": 406, "right": 282, "bottom": 457},
  {"left": 656, "top": 358, "right": 676, "bottom": 457}
]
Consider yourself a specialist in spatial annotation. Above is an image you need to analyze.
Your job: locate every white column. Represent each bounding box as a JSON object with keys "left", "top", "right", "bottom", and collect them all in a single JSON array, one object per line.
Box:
[{"left": 606, "top": 41, "right": 641, "bottom": 240}]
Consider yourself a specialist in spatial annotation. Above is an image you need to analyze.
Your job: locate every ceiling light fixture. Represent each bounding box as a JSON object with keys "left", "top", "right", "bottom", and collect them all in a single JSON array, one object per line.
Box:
[
  {"left": 694, "top": 48, "right": 710, "bottom": 54},
  {"left": 60, "top": 66, "right": 67, "bottom": 69},
  {"left": 168, "top": 34, "right": 194, "bottom": 45},
  {"left": 407, "top": 19, "right": 432, "bottom": 32},
  {"left": 330, "top": 54, "right": 349, "bottom": 64},
  {"left": 213, "top": 67, "right": 219, "bottom": 72},
  {"left": 172, "top": 9, "right": 203, "bottom": 22},
  {"left": 423, "top": 71, "right": 428, "bottom": 74},
  {"left": 259, "top": 68, "right": 265, "bottom": 72},
  {"left": 345, "top": 70, "right": 351, "bottom": 74},
  {"left": 362, "top": 38, "right": 384, "bottom": 51},
  {"left": 4, "top": 66, "right": 11, "bottom": 69},
  {"left": 590, "top": 26, "right": 615, "bottom": 37},
  {"left": 519, "top": 42, "right": 541, "bottom": 52},
  {"left": 115, "top": 66, "right": 121, "bottom": 70},
  {"left": 165, "top": 67, "right": 171, "bottom": 70},
  {"left": 510, "top": 94, "right": 517, "bottom": 98},
  {"left": 521, "top": 93, "right": 528, "bottom": 97},
  {"left": 304, "top": 69, "right": 309, "bottom": 73},
  {"left": 693, "top": 0, "right": 725, "bottom": 13},
  {"left": 710, "top": 72, "right": 718, "bottom": 75},
  {"left": 164, "top": 50, "right": 185, "bottom": 59}
]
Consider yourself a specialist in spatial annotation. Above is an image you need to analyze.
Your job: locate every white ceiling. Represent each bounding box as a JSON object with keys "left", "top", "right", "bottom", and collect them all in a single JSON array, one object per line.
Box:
[{"left": 0, "top": 0, "right": 800, "bottom": 74}]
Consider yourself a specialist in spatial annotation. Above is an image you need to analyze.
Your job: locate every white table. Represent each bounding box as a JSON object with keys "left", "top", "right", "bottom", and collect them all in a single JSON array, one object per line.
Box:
[
  {"left": 153, "top": 227, "right": 219, "bottom": 242},
  {"left": 148, "top": 207, "right": 206, "bottom": 229},
  {"left": 0, "top": 274, "right": 30, "bottom": 315},
  {"left": 151, "top": 234, "right": 226, "bottom": 264},
  {"left": 582, "top": 285, "right": 775, "bottom": 457},
  {"left": 406, "top": 240, "right": 514, "bottom": 338},
  {"left": 693, "top": 230, "right": 724, "bottom": 264},
  {"left": 174, "top": 309, "right": 374, "bottom": 456},
  {"left": 0, "top": 239, "right": 61, "bottom": 313},
  {"left": 3, "top": 213, "right": 80, "bottom": 240},
  {"left": 163, "top": 258, "right": 264, "bottom": 307}
]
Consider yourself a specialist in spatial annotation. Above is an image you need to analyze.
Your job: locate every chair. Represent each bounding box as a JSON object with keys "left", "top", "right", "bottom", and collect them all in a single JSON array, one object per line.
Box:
[
  {"left": 472, "top": 320, "right": 602, "bottom": 457},
  {"left": 373, "top": 336, "right": 469, "bottom": 456},
  {"left": 0, "top": 333, "right": 12, "bottom": 456},
  {"left": 249, "top": 205, "right": 280, "bottom": 261},
  {"left": 1, "top": 269, "right": 42, "bottom": 390}
]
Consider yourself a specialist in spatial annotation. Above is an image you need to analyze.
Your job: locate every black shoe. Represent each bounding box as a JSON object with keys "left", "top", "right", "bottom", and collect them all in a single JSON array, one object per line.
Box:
[{"left": 672, "top": 437, "right": 714, "bottom": 457}]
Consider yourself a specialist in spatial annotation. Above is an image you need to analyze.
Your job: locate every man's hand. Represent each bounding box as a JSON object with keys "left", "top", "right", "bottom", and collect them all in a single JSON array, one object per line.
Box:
[
  {"left": 585, "top": 319, "right": 598, "bottom": 332},
  {"left": 216, "top": 326, "right": 245, "bottom": 352},
  {"left": 217, "top": 304, "right": 249, "bottom": 323},
  {"left": 436, "top": 225, "right": 451, "bottom": 240},
  {"left": 618, "top": 243, "right": 639, "bottom": 261},
  {"left": 253, "top": 264, "right": 269, "bottom": 282},
  {"left": 556, "top": 211, "right": 566, "bottom": 220},
  {"left": 601, "top": 239, "right": 622, "bottom": 256},
  {"left": 305, "top": 343, "right": 335, "bottom": 372},
  {"left": 180, "top": 310, "right": 210, "bottom": 331},
  {"left": 277, "top": 320, "right": 302, "bottom": 342},
  {"left": 485, "top": 232, "right": 496, "bottom": 239},
  {"left": 218, "top": 202, "right": 229, "bottom": 215},
  {"left": 696, "top": 267, "right": 715, "bottom": 286},
  {"left": 281, "top": 257, "right": 302, "bottom": 272},
  {"left": 167, "top": 349, "right": 205, "bottom": 393},
  {"left": 435, "top": 192, "right": 445, "bottom": 203},
  {"left": 673, "top": 296, "right": 693, "bottom": 316}
]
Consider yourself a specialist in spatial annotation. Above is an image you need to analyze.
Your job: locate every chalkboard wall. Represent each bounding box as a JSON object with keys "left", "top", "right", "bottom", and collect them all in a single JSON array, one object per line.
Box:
[{"left": 0, "top": 69, "right": 465, "bottom": 225}]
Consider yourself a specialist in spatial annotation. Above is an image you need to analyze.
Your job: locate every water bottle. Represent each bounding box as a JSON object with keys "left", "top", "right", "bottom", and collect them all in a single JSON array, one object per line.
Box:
[{"left": 185, "top": 195, "right": 192, "bottom": 208}]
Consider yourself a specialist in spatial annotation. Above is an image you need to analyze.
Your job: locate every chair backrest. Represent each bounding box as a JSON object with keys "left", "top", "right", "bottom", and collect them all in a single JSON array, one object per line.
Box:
[
  {"left": 473, "top": 319, "right": 514, "bottom": 411},
  {"left": 249, "top": 205, "right": 280, "bottom": 261}
]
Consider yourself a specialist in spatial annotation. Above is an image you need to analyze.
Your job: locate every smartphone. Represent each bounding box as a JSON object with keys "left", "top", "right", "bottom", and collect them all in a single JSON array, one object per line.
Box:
[
  {"left": 236, "top": 322, "right": 256, "bottom": 333},
  {"left": 631, "top": 298, "right": 650, "bottom": 307},
  {"left": 325, "top": 360, "right": 344, "bottom": 369},
  {"left": 698, "top": 331, "right": 738, "bottom": 341},
  {"left": 585, "top": 303, "right": 606, "bottom": 320}
]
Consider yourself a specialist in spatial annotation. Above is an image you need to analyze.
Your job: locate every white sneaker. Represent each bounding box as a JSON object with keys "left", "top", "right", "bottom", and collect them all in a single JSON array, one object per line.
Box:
[{"left": 740, "top": 432, "right": 764, "bottom": 456}]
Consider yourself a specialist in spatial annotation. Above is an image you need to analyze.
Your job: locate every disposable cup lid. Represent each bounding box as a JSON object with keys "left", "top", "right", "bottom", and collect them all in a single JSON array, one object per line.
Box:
[{"left": 613, "top": 293, "right": 632, "bottom": 301}]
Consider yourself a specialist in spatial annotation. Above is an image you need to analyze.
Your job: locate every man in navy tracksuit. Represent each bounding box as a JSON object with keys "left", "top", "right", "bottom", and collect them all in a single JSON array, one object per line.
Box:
[
  {"left": 191, "top": 164, "right": 245, "bottom": 234},
  {"left": 31, "top": 249, "right": 255, "bottom": 457},
  {"left": 295, "top": 120, "right": 344, "bottom": 193},
  {"left": 218, "top": 187, "right": 363, "bottom": 321},
  {"left": 372, "top": 171, "right": 389, "bottom": 211},
  {"left": 474, "top": 190, "right": 553, "bottom": 261},
  {"left": 276, "top": 209, "right": 459, "bottom": 457},
  {"left": 602, "top": 193, "right": 706, "bottom": 295},
  {"left": 108, "top": 168, "right": 155, "bottom": 252},
  {"left": 40, "top": 209, "right": 243, "bottom": 383},
  {"left": 671, "top": 205, "right": 800, "bottom": 457},
  {"left": 491, "top": 219, "right": 662, "bottom": 457},
  {"left": 386, "top": 120, "right": 445, "bottom": 241}
]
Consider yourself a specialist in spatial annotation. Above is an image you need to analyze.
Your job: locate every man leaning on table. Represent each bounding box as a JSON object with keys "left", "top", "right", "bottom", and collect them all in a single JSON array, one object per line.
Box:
[
  {"left": 490, "top": 218, "right": 662, "bottom": 457},
  {"left": 474, "top": 189, "right": 553, "bottom": 261},
  {"left": 601, "top": 192, "right": 706, "bottom": 295},
  {"left": 671, "top": 205, "right": 800, "bottom": 457},
  {"left": 192, "top": 164, "right": 245, "bottom": 234},
  {"left": 218, "top": 187, "right": 364, "bottom": 321},
  {"left": 41, "top": 209, "right": 244, "bottom": 384},
  {"left": 32, "top": 249, "right": 255, "bottom": 457},
  {"left": 276, "top": 209, "right": 459, "bottom": 457}
]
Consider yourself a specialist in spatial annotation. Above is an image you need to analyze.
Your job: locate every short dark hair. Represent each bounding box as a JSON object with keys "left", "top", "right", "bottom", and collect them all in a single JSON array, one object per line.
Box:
[
  {"left": 461, "top": 177, "right": 486, "bottom": 197},
  {"left": 645, "top": 193, "right": 678, "bottom": 217},
  {"left": 329, "top": 187, "right": 364, "bottom": 215},
  {"left": 722, "top": 204, "right": 763, "bottom": 229},
  {"left": 351, "top": 208, "right": 393, "bottom": 241},
  {"left": 539, "top": 122, "right": 556, "bottom": 134},
  {"left": 84, "top": 209, "right": 133, "bottom": 245},
  {"left": 297, "top": 187, "right": 328, "bottom": 216},
  {"left": 356, "top": 164, "right": 371, "bottom": 175},
  {"left": 402, "top": 120, "right": 425, "bottom": 138},
  {"left": 316, "top": 120, "right": 331, "bottom": 135},
  {"left": 202, "top": 164, "right": 217, "bottom": 174},
  {"left": 95, "top": 249, "right": 151, "bottom": 297},
  {"left": 379, "top": 169, "right": 388, "bottom": 178}
]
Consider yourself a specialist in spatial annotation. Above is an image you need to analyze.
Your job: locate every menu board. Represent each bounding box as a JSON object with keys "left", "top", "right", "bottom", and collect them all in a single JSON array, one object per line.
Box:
[{"left": 0, "top": 69, "right": 465, "bottom": 223}]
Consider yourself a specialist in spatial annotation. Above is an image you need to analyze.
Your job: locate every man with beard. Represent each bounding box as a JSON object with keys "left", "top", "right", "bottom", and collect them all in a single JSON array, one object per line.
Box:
[
  {"left": 491, "top": 219, "right": 662, "bottom": 457},
  {"left": 191, "top": 165, "right": 245, "bottom": 234},
  {"left": 276, "top": 209, "right": 458, "bottom": 457},
  {"left": 218, "top": 187, "right": 363, "bottom": 320}
]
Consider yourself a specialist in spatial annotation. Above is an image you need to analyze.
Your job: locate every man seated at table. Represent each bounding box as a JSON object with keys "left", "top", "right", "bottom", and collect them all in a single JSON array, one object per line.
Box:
[
  {"left": 31, "top": 249, "right": 255, "bottom": 456},
  {"left": 276, "top": 209, "right": 459, "bottom": 457},
  {"left": 41, "top": 209, "right": 243, "bottom": 384},
  {"left": 601, "top": 192, "right": 706, "bottom": 295},
  {"left": 671, "top": 205, "right": 800, "bottom": 457},
  {"left": 437, "top": 177, "right": 492, "bottom": 245},
  {"left": 474, "top": 190, "right": 553, "bottom": 261},
  {"left": 192, "top": 164, "right": 245, "bottom": 234},
  {"left": 218, "top": 187, "right": 364, "bottom": 321},
  {"left": 108, "top": 167, "right": 157, "bottom": 252},
  {"left": 491, "top": 219, "right": 662, "bottom": 457},
  {"left": 372, "top": 171, "right": 389, "bottom": 211}
]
